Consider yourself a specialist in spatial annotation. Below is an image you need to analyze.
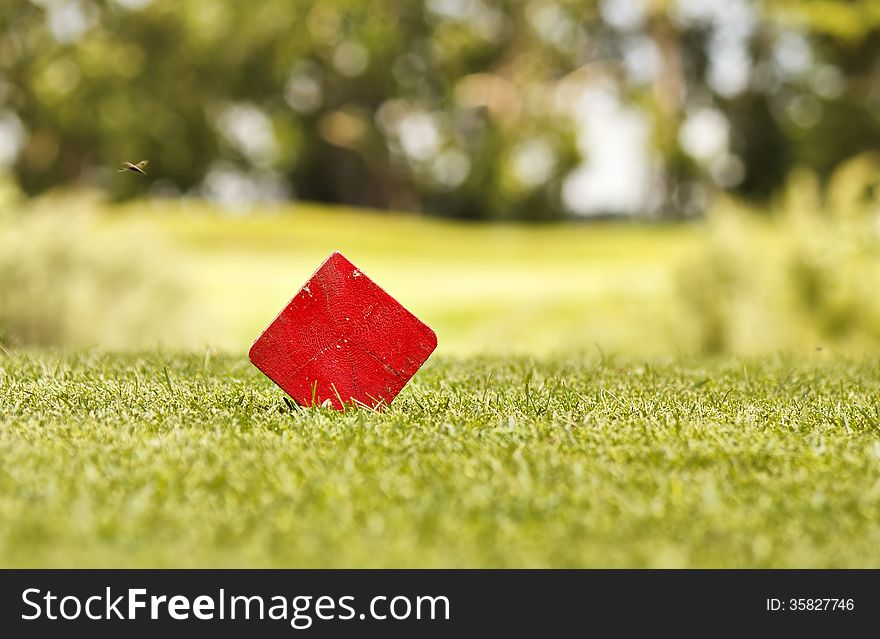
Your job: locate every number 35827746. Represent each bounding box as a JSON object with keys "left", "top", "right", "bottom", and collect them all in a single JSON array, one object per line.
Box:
[{"left": 766, "top": 598, "right": 855, "bottom": 611}]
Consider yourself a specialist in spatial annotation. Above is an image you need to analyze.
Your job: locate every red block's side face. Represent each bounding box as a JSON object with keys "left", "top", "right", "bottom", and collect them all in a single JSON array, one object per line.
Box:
[{"left": 249, "top": 252, "right": 437, "bottom": 409}]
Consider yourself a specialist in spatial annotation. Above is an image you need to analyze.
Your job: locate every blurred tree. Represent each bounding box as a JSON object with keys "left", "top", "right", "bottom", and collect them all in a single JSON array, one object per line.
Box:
[{"left": 1, "top": 0, "right": 880, "bottom": 219}]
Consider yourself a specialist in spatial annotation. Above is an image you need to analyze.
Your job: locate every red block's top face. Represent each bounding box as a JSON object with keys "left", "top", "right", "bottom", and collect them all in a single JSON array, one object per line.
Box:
[{"left": 249, "top": 252, "right": 437, "bottom": 410}]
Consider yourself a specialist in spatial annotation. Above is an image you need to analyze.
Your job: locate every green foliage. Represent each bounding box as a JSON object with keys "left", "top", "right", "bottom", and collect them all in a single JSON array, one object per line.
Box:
[
  {"left": 0, "top": 197, "right": 184, "bottom": 348},
  {"left": 4, "top": 1, "right": 880, "bottom": 216},
  {"left": 2, "top": 352, "right": 879, "bottom": 567},
  {"left": 0, "top": 0, "right": 587, "bottom": 218},
  {"left": 677, "top": 161, "right": 880, "bottom": 353},
  {"left": 768, "top": 0, "right": 880, "bottom": 41}
]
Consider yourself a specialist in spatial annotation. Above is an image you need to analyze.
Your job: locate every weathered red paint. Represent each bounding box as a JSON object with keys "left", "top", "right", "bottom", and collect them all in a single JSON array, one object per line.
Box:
[{"left": 249, "top": 251, "right": 437, "bottom": 410}]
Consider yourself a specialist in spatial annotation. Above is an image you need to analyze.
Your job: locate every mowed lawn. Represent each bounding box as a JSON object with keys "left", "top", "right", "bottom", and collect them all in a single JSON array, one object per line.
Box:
[
  {"left": 2, "top": 351, "right": 879, "bottom": 568},
  {"left": 127, "top": 203, "right": 701, "bottom": 356}
]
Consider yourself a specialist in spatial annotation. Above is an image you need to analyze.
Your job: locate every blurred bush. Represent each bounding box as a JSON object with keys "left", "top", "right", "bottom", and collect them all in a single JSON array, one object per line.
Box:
[
  {"left": 678, "top": 156, "right": 880, "bottom": 353},
  {"left": 0, "top": 195, "right": 185, "bottom": 348}
]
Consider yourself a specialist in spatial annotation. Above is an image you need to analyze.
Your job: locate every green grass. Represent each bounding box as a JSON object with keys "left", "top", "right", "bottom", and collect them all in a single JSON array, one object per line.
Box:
[
  {"left": 112, "top": 201, "right": 701, "bottom": 355},
  {"left": 2, "top": 351, "right": 880, "bottom": 568}
]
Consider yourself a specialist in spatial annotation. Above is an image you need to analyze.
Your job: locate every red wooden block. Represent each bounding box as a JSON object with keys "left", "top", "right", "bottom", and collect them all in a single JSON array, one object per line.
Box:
[{"left": 249, "top": 251, "right": 437, "bottom": 410}]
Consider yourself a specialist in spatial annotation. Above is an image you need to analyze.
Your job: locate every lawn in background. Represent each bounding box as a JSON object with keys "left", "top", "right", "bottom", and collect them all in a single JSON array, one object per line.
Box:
[
  {"left": 10, "top": 196, "right": 874, "bottom": 356},
  {"left": 2, "top": 352, "right": 879, "bottom": 568},
  {"left": 125, "top": 200, "right": 701, "bottom": 356}
]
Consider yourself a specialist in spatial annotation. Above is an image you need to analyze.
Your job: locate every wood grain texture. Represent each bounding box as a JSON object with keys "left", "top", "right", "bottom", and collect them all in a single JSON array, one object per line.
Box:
[{"left": 249, "top": 251, "right": 437, "bottom": 409}]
